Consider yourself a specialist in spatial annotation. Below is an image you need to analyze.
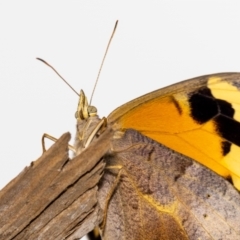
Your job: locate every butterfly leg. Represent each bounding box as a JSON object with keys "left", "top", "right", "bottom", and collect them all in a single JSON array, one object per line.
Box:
[
  {"left": 84, "top": 117, "right": 107, "bottom": 148},
  {"left": 41, "top": 133, "right": 76, "bottom": 153}
]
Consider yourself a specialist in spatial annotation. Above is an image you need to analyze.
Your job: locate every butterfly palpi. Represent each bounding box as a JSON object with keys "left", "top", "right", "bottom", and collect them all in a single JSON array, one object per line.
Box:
[{"left": 72, "top": 72, "right": 240, "bottom": 240}]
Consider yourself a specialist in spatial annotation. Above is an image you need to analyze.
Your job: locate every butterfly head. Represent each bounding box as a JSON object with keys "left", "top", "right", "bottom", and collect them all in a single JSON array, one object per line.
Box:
[
  {"left": 75, "top": 89, "right": 97, "bottom": 120},
  {"left": 74, "top": 90, "right": 103, "bottom": 155}
]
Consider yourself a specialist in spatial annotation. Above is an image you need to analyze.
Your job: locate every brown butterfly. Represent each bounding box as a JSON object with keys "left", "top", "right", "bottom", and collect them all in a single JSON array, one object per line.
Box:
[
  {"left": 73, "top": 75, "right": 240, "bottom": 239},
  {"left": 39, "top": 22, "right": 240, "bottom": 240}
]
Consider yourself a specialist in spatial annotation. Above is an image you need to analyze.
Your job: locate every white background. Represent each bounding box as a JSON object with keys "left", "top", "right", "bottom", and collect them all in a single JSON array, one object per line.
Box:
[{"left": 1, "top": 1, "right": 240, "bottom": 239}]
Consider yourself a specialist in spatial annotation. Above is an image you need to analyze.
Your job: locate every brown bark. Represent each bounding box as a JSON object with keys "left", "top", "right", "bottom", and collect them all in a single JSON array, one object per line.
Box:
[{"left": 0, "top": 132, "right": 105, "bottom": 240}]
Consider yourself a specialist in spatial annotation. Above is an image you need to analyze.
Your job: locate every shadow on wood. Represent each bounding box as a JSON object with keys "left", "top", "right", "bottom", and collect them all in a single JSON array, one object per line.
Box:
[{"left": 0, "top": 132, "right": 105, "bottom": 240}]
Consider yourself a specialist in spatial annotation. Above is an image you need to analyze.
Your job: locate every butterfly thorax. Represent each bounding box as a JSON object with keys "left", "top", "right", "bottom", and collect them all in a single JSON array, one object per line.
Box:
[{"left": 74, "top": 115, "right": 101, "bottom": 155}]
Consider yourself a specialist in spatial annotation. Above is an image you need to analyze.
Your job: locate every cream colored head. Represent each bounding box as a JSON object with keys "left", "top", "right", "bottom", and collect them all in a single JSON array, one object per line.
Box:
[{"left": 75, "top": 90, "right": 98, "bottom": 120}]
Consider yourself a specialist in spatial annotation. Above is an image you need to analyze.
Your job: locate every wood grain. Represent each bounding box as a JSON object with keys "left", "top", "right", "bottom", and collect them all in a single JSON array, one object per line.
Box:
[{"left": 0, "top": 132, "right": 107, "bottom": 240}]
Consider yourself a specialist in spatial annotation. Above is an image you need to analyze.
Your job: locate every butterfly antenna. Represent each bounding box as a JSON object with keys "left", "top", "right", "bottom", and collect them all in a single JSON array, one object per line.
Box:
[
  {"left": 89, "top": 20, "right": 118, "bottom": 105},
  {"left": 36, "top": 58, "right": 80, "bottom": 96}
]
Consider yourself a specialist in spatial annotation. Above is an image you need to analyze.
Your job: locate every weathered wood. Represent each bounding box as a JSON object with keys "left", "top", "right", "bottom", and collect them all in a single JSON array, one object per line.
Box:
[{"left": 0, "top": 132, "right": 106, "bottom": 240}]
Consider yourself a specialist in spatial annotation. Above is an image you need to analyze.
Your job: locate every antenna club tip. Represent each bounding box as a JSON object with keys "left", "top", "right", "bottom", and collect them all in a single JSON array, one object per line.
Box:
[
  {"left": 36, "top": 58, "right": 46, "bottom": 63},
  {"left": 114, "top": 20, "right": 118, "bottom": 29}
]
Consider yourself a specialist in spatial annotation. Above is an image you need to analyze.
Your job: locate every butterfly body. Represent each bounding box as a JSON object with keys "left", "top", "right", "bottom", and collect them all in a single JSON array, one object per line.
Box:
[{"left": 74, "top": 73, "right": 240, "bottom": 239}]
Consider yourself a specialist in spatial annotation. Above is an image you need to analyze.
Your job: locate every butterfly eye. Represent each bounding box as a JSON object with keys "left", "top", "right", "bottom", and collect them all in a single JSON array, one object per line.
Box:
[
  {"left": 88, "top": 105, "right": 97, "bottom": 117},
  {"left": 75, "top": 93, "right": 98, "bottom": 120}
]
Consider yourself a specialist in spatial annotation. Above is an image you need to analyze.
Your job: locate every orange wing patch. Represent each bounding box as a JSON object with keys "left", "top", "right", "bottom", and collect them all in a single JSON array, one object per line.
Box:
[{"left": 110, "top": 74, "right": 240, "bottom": 190}]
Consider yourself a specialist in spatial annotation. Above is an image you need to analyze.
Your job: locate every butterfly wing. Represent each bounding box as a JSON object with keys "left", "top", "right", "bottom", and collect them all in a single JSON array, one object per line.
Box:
[
  {"left": 98, "top": 129, "right": 240, "bottom": 240},
  {"left": 108, "top": 73, "right": 240, "bottom": 189}
]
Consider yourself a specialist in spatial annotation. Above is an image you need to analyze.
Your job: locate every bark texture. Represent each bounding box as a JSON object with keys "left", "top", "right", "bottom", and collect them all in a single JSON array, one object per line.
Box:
[{"left": 0, "top": 132, "right": 105, "bottom": 240}]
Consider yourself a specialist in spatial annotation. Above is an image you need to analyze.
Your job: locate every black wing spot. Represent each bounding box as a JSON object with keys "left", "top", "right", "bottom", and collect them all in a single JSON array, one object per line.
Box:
[
  {"left": 171, "top": 96, "right": 182, "bottom": 115},
  {"left": 189, "top": 87, "right": 240, "bottom": 149},
  {"left": 189, "top": 87, "right": 234, "bottom": 124},
  {"left": 189, "top": 88, "right": 218, "bottom": 124},
  {"left": 215, "top": 115, "right": 240, "bottom": 146},
  {"left": 221, "top": 141, "right": 231, "bottom": 156},
  {"left": 216, "top": 99, "right": 234, "bottom": 118}
]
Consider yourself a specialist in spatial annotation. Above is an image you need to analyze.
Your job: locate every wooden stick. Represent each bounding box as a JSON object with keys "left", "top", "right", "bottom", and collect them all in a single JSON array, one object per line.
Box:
[{"left": 0, "top": 132, "right": 106, "bottom": 240}]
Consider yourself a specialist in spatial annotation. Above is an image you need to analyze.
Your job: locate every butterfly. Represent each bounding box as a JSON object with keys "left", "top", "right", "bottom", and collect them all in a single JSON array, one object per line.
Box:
[
  {"left": 36, "top": 21, "right": 240, "bottom": 239},
  {"left": 74, "top": 72, "right": 240, "bottom": 240}
]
